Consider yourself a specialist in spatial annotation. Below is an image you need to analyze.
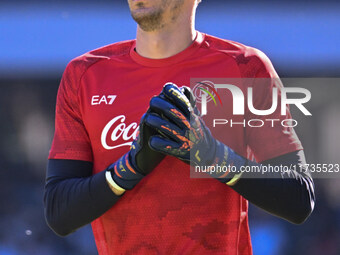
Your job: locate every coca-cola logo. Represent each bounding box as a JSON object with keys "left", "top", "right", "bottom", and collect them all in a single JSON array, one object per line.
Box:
[{"left": 101, "top": 115, "right": 139, "bottom": 150}]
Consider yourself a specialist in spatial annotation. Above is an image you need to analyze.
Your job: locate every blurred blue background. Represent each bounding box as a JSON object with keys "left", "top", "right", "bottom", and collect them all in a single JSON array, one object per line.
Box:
[
  {"left": 1, "top": 1, "right": 339, "bottom": 254},
  {"left": 1, "top": 0, "right": 340, "bottom": 77}
]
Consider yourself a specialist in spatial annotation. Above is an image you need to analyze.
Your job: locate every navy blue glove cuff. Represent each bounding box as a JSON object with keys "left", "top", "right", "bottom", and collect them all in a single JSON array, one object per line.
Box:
[
  {"left": 208, "top": 141, "right": 248, "bottom": 183},
  {"left": 107, "top": 152, "right": 145, "bottom": 190}
]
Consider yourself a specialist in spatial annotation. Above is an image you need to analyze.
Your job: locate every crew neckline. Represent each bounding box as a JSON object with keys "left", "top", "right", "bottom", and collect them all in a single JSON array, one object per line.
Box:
[{"left": 130, "top": 31, "right": 205, "bottom": 67}]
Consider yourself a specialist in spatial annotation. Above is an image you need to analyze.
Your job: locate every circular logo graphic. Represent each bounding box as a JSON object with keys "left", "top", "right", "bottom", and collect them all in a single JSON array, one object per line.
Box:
[{"left": 192, "top": 80, "right": 217, "bottom": 103}]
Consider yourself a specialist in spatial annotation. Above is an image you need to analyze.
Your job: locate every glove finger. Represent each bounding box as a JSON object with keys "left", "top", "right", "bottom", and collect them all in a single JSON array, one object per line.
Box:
[
  {"left": 161, "top": 83, "right": 192, "bottom": 118},
  {"left": 180, "top": 86, "right": 196, "bottom": 108},
  {"left": 145, "top": 113, "right": 187, "bottom": 143},
  {"left": 134, "top": 112, "right": 156, "bottom": 146},
  {"left": 149, "top": 96, "right": 190, "bottom": 130},
  {"left": 149, "top": 135, "right": 189, "bottom": 161},
  {"left": 181, "top": 86, "right": 201, "bottom": 116}
]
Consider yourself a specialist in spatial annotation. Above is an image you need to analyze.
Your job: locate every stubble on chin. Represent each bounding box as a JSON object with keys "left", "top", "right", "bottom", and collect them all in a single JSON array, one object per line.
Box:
[
  {"left": 131, "top": 3, "right": 164, "bottom": 32},
  {"left": 130, "top": 0, "right": 185, "bottom": 32}
]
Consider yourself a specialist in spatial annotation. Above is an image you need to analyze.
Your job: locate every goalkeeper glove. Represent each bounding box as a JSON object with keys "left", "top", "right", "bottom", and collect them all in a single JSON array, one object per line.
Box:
[
  {"left": 106, "top": 112, "right": 165, "bottom": 190},
  {"left": 145, "top": 83, "right": 245, "bottom": 184}
]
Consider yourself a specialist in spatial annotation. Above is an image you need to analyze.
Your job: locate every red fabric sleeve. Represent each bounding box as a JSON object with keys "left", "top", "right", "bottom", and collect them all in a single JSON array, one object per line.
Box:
[
  {"left": 244, "top": 49, "right": 303, "bottom": 162},
  {"left": 48, "top": 60, "right": 93, "bottom": 162}
]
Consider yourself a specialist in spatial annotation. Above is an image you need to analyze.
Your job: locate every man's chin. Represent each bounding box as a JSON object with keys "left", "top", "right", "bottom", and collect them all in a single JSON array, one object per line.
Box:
[
  {"left": 131, "top": 10, "right": 163, "bottom": 32},
  {"left": 131, "top": 7, "right": 156, "bottom": 20}
]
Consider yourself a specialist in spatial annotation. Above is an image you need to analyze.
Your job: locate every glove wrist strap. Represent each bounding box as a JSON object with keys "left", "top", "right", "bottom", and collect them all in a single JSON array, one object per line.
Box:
[
  {"left": 107, "top": 152, "right": 145, "bottom": 190},
  {"left": 211, "top": 141, "right": 245, "bottom": 185},
  {"left": 105, "top": 170, "right": 126, "bottom": 193}
]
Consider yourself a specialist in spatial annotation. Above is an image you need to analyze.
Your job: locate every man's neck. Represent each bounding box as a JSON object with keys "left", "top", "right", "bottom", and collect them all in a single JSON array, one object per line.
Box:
[{"left": 135, "top": 22, "right": 196, "bottom": 59}]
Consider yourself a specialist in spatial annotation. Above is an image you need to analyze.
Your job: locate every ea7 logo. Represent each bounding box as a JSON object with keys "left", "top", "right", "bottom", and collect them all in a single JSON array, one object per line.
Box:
[{"left": 91, "top": 95, "right": 116, "bottom": 105}]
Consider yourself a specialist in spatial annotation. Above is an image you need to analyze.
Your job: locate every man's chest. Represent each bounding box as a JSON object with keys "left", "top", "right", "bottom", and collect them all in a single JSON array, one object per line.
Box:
[{"left": 77, "top": 60, "right": 247, "bottom": 168}]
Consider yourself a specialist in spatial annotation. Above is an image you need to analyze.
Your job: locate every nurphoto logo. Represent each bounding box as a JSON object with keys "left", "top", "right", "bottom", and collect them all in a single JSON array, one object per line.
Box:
[{"left": 192, "top": 79, "right": 312, "bottom": 128}]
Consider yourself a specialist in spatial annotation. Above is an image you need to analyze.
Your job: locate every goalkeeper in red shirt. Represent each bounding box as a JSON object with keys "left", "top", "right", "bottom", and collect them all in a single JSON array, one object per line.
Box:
[{"left": 44, "top": 0, "right": 315, "bottom": 254}]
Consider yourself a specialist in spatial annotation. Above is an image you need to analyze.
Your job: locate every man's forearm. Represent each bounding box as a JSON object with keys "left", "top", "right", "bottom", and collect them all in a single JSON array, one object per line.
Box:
[
  {"left": 44, "top": 159, "right": 121, "bottom": 236},
  {"left": 230, "top": 150, "right": 315, "bottom": 224}
]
